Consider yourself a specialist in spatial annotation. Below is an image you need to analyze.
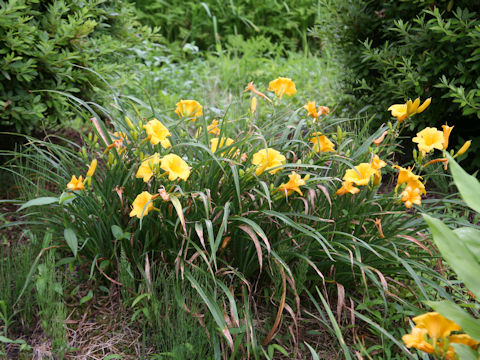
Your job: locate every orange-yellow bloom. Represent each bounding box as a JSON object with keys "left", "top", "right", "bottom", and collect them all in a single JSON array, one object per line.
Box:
[
  {"left": 160, "top": 154, "right": 191, "bottom": 181},
  {"left": 413, "top": 312, "right": 461, "bottom": 340},
  {"left": 252, "top": 148, "right": 286, "bottom": 175},
  {"left": 278, "top": 171, "right": 306, "bottom": 196},
  {"left": 370, "top": 155, "right": 386, "bottom": 170},
  {"left": 143, "top": 119, "right": 171, "bottom": 148},
  {"left": 136, "top": 153, "right": 160, "bottom": 183},
  {"left": 304, "top": 101, "right": 319, "bottom": 118},
  {"left": 310, "top": 132, "right": 335, "bottom": 153},
  {"left": 392, "top": 165, "right": 422, "bottom": 186},
  {"left": 448, "top": 334, "right": 479, "bottom": 351},
  {"left": 442, "top": 124, "right": 454, "bottom": 150},
  {"left": 268, "top": 77, "right": 296, "bottom": 98},
  {"left": 175, "top": 100, "right": 203, "bottom": 121},
  {"left": 210, "top": 137, "right": 237, "bottom": 156},
  {"left": 343, "top": 163, "right": 377, "bottom": 186},
  {"left": 412, "top": 127, "right": 444, "bottom": 154},
  {"left": 207, "top": 120, "right": 221, "bottom": 136},
  {"left": 129, "top": 191, "right": 154, "bottom": 219},
  {"left": 304, "top": 102, "right": 330, "bottom": 121},
  {"left": 336, "top": 181, "right": 360, "bottom": 195},
  {"left": 388, "top": 97, "right": 431, "bottom": 122},
  {"left": 86, "top": 159, "right": 97, "bottom": 178},
  {"left": 67, "top": 175, "right": 85, "bottom": 191},
  {"left": 402, "top": 327, "right": 435, "bottom": 354},
  {"left": 401, "top": 184, "right": 422, "bottom": 208}
]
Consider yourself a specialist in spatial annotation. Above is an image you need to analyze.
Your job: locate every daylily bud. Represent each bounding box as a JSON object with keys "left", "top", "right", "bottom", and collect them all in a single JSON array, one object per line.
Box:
[
  {"left": 250, "top": 97, "right": 257, "bottom": 115},
  {"left": 454, "top": 140, "right": 471, "bottom": 157},
  {"left": 86, "top": 159, "right": 97, "bottom": 177},
  {"left": 416, "top": 98, "right": 431, "bottom": 114},
  {"left": 125, "top": 116, "right": 135, "bottom": 130}
]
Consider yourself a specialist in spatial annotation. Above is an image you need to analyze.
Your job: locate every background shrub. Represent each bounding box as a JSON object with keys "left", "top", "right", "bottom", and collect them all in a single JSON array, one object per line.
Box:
[
  {"left": 315, "top": 0, "right": 480, "bottom": 167},
  {"left": 0, "top": 0, "right": 153, "bottom": 137},
  {"left": 130, "top": 0, "right": 319, "bottom": 54}
]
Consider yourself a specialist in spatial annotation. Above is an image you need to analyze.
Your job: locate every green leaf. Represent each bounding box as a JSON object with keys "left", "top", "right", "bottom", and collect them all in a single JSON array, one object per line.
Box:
[
  {"left": 80, "top": 290, "right": 93, "bottom": 304},
  {"left": 64, "top": 228, "right": 78, "bottom": 258},
  {"left": 18, "top": 196, "right": 58, "bottom": 211},
  {"left": 454, "top": 227, "right": 480, "bottom": 263},
  {"left": 451, "top": 344, "right": 478, "bottom": 360},
  {"left": 448, "top": 154, "right": 480, "bottom": 213},
  {"left": 426, "top": 300, "right": 480, "bottom": 341},
  {"left": 423, "top": 214, "right": 480, "bottom": 299},
  {"left": 111, "top": 225, "right": 124, "bottom": 240}
]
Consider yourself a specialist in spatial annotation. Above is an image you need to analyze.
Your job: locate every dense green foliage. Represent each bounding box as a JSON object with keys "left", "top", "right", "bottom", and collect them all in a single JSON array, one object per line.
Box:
[
  {"left": 0, "top": 0, "right": 152, "bottom": 135},
  {"left": 315, "top": 0, "right": 480, "bottom": 166},
  {"left": 130, "top": 0, "right": 318, "bottom": 54}
]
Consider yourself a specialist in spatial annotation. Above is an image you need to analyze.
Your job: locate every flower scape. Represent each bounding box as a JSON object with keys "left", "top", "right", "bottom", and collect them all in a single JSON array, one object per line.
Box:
[{"left": 14, "top": 77, "right": 475, "bottom": 358}]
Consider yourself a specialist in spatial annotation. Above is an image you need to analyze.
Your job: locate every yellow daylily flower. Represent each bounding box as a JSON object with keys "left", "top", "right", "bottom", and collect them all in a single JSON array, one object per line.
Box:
[
  {"left": 160, "top": 154, "right": 191, "bottom": 181},
  {"left": 388, "top": 97, "right": 431, "bottom": 122},
  {"left": 392, "top": 165, "right": 422, "bottom": 187},
  {"left": 412, "top": 127, "right": 444, "bottom": 154},
  {"left": 268, "top": 77, "right": 296, "bottom": 98},
  {"left": 400, "top": 184, "right": 422, "bottom": 208},
  {"left": 86, "top": 159, "right": 97, "bottom": 178},
  {"left": 207, "top": 120, "right": 220, "bottom": 136},
  {"left": 304, "top": 101, "right": 319, "bottom": 118},
  {"left": 413, "top": 312, "right": 461, "bottom": 340},
  {"left": 278, "top": 171, "right": 306, "bottom": 196},
  {"left": 442, "top": 124, "right": 454, "bottom": 150},
  {"left": 136, "top": 153, "right": 160, "bottom": 183},
  {"left": 129, "top": 191, "right": 154, "bottom": 219},
  {"left": 175, "top": 100, "right": 203, "bottom": 121},
  {"left": 252, "top": 148, "right": 286, "bottom": 176},
  {"left": 370, "top": 155, "right": 386, "bottom": 170},
  {"left": 448, "top": 334, "right": 479, "bottom": 351},
  {"left": 402, "top": 327, "right": 435, "bottom": 354},
  {"left": 336, "top": 181, "right": 360, "bottom": 196},
  {"left": 310, "top": 132, "right": 335, "bottom": 153},
  {"left": 210, "top": 137, "right": 237, "bottom": 156},
  {"left": 67, "top": 175, "right": 85, "bottom": 191},
  {"left": 143, "top": 119, "right": 171, "bottom": 148},
  {"left": 343, "top": 163, "right": 377, "bottom": 186}
]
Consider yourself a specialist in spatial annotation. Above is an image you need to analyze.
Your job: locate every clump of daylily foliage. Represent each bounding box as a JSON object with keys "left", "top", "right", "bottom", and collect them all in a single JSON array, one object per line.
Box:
[{"left": 18, "top": 77, "right": 473, "bottom": 357}]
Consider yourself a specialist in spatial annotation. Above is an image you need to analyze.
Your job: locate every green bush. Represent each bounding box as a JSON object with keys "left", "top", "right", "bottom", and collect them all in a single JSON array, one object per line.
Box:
[
  {"left": 0, "top": 0, "right": 153, "bottom": 135},
  {"left": 130, "top": 0, "right": 318, "bottom": 54},
  {"left": 315, "top": 0, "right": 480, "bottom": 167}
]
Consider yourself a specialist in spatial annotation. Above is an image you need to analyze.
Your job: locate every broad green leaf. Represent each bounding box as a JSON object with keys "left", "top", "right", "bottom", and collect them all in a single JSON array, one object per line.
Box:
[
  {"left": 448, "top": 153, "right": 480, "bottom": 213},
  {"left": 64, "top": 228, "right": 78, "bottom": 258},
  {"left": 426, "top": 300, "right": 480, "bottom": 341},
  {"left": 451, "top": 344, "right": 478, "bottom": 360},
  {"left": 111, "top": 225, "right": 124, "bottom": 240},
  {"left": 424, "top": 214, "right": 480, "bottom": 299},
  {"left": 454, "top": 227, "right": 480, "bottom": 263},
  {"left": 18, "top": 196, "right": 58, "bottom": 211}
]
